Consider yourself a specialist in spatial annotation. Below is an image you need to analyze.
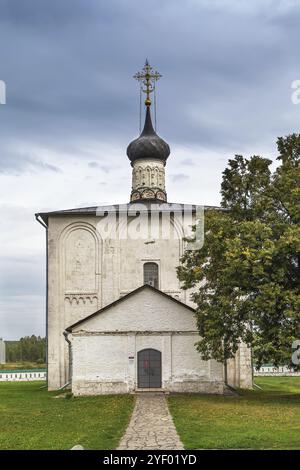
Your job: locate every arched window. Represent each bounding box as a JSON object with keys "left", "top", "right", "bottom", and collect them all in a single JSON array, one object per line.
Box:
[{"left": 143, "top": 262, "right": 159, "bottom": 289}]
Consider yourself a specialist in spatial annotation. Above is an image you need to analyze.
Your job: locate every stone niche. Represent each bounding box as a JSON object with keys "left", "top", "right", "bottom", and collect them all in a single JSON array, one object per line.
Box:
[
  {"left": 63, "top": 226, "right": 99, "bottom": 324},
  {"left": 65, "top": 228, "right": 97, "bottom": 292}
]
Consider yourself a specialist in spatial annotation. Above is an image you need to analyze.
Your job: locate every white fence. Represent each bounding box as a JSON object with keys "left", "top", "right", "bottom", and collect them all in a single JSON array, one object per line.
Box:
[
  {"left": 254, "top": 365, "right": 300, "bottom": 376},
  {"left": 0, "top": 369, "right": 46, "bottom": 381}
]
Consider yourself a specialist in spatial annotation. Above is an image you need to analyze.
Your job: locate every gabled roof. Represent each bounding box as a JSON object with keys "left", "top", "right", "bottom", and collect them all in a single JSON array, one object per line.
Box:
[
  {"left": 65, "top": 284, "right": 195, "bottom": 332},
  {"left": 35, "top": 201, "right": 222, "bottom": 225}
]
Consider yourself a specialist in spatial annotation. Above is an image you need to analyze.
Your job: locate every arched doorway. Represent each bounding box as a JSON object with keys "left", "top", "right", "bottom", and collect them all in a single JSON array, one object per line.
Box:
[{"left": 137, "top": 349, "right": 162, "bottom": 388}]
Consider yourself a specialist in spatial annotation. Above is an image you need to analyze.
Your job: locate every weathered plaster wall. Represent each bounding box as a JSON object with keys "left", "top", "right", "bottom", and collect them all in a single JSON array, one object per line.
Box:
[
  {"left": 70, "top": 288, "right": 225, "bottom": 396},
  {"left": 47, "top": 213, "right": 190, "bottom": 390},
  {"left": 71, "top": 333, "right": 225, "bottom": 396},
  {"left": 227, "top": 342, "right": 253, "bottom": 389},
  {"left": 47, "top": 210, "right": 253, "bottom": 392},
  {"left": 131, "top": 158, "right": 167, "bottom": 201},
  {"left": 72, "top": 288, "right": 196, "bottom": 333},
  {"left": 132, "top": 158, "right": 165, "bottom": 192}
]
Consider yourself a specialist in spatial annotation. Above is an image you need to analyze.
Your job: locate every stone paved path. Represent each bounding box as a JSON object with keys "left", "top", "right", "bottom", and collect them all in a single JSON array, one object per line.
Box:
[{"left": 117, "top": 393, "right": 184, "bottom": 450}]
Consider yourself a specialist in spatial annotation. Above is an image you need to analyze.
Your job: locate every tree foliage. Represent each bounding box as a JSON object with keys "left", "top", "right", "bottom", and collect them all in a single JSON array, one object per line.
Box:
[{"left": 178, "top": 134, "right": 300, "bottom": 367}]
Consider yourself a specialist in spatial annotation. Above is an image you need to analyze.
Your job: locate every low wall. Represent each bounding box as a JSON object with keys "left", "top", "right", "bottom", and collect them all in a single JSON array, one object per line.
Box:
[
  {"left": 254, "top": 371, "right": 300, "bottom": 376},
  {"left": 0, "top": 369, "right": 47, "bottom": 381}
]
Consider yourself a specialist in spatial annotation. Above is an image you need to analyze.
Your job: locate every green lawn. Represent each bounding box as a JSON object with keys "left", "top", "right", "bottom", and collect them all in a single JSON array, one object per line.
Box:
[
  {"left": 2, "top": 377, "right": 300, "bottom": 450},
  {"left": 0, "top": 382, "right": 134, "bottom": 450},
  {"left": 0, "top": 362, "right": 46, "bottom": 370},
  {"left": 168, "top": 377, "right": 300, "bottom": 450}
]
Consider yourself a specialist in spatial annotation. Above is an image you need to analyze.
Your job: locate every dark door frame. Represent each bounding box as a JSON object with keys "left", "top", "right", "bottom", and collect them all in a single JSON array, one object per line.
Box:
[{"left": 137, "top": 348, "right": 162, "bottom": 389}]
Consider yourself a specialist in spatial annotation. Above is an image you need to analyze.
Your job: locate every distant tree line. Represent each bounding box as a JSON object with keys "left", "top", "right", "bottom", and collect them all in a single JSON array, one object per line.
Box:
[{"left": 6, "top": 336, "right": 46, "bottom": 363}]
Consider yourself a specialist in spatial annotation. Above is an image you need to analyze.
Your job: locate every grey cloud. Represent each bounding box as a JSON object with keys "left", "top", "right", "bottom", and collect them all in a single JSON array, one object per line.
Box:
[
  {"left": 0, "top": 294, "right": 45, "bottom": 340},
  {"left": 74, "top": 201, "right": 99, "bottom": 208},
  {"left": 36, "top": 161, "right": 61, "bottom": 173},
  {"left": 88, "top": 162, "right": 110, "bottom": 173},
  {"left": 0, "top": 254, "right": 45, "bottom": 296},
  {"left": 101, "top": 166, "right": 110, "bottom": 174},
  {"left": 1, "top": 0, "right": 300, "bottom": 338},
  {"left": 0, "top": 0, "right": 299, "bottom": 166},
  {"left": 0, "top": 150, "right": 61, "bottom": 175},
  {"left": 180, "top": 158, "right": 196, "bottom": 166},
  {"left": 171, "top": 173, "right": 190, "bottom": 182}
]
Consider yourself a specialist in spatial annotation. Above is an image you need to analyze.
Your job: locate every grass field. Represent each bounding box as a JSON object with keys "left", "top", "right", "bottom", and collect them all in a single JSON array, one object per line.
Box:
[
  {"left": 0, "top": 362, "right": 46, "bottom": 370},
  {"left": 1, "top": 377, "right": 299, "bottom": 450},
  {"left": 168, "top": 376, "right": 300, "bottom": 449},
  {"left": 0, "top": 382, "right": 134, "bottom": 450}
]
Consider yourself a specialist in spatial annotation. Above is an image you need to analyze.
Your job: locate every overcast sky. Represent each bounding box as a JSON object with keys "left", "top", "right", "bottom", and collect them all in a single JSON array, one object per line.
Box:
[{"left": 1, "top": 0, "right": 300, "bottom": 339}]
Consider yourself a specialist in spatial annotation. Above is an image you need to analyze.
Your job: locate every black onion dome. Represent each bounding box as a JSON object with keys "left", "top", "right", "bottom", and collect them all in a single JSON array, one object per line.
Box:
[{"left": 127, "top": 107, "right": 170, "bottom": 165}]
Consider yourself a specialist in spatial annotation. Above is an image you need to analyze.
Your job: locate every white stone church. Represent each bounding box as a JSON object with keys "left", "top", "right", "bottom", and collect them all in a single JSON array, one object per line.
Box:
[{"left": 36, "top": 62, "right": 252, "bottom": 395}]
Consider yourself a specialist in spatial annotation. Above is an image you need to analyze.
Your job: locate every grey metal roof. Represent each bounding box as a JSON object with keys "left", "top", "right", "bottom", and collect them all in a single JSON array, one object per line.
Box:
[
  {"left": 65, "top": 284, "right": 195, "bottom": 332},
  {"left": 35, "top": 201, "right": 222, "bottom": 225}
]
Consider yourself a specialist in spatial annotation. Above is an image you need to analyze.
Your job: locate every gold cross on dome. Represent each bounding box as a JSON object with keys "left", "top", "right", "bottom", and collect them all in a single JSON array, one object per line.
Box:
[{"left": 133, "top": 60, "right": 162, "bottom": 106}]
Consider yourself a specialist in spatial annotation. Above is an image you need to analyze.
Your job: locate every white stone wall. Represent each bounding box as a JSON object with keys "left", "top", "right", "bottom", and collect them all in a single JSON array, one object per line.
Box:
[
  {"left": 132, "top": 159, "right": 165, "bottom": 192},
  {"left": 47, "top": 209, "right": 253, "bottom": 392},
  {"left": 71, "top": 333, "right": 225, "bottom": 396},
  {"left": 47, "top": 212, "right": 191, "bottom": 390},
  {"left": 0, "top": 339, "right": 5, "bottom": 364},
  {"left": 70, "top": 288, "right": 225, "bottom": 395},
  {"left": 130, "top": 158, "right": 167, "bottom": 200},
  {"left": 73, "top": 288, "right": 196, "bottom": 333},
  {"left": 227, "top": 342, "right": 253, "bottom": 389}
]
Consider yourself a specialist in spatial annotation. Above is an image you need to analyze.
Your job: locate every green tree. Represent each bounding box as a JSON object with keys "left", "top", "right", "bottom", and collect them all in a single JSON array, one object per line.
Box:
[
  {"left": 6, "top": 336, "right": 46, "bottom": 363},
  {"left": 178, "top": 134, "right": 300, "bottom": 368}
]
